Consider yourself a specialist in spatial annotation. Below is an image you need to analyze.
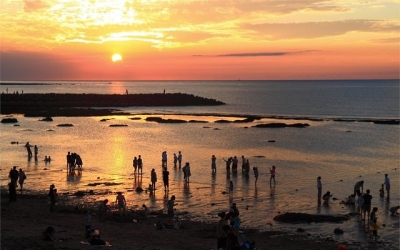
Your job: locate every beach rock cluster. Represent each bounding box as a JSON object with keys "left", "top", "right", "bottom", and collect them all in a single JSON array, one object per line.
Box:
[{"left": 253, "top": 123, "right": 310, "bottom": 128}]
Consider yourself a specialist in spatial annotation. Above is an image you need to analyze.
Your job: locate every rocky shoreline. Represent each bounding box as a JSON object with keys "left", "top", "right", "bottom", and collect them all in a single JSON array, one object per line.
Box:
[{"left": 0, "top": 93, "right": 225, "bottom": 116}]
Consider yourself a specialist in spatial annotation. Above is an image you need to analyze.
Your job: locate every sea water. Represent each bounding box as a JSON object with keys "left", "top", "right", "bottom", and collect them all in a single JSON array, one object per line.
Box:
[{"left": 0, "top": 80, "right": 399, "bottom": 248}]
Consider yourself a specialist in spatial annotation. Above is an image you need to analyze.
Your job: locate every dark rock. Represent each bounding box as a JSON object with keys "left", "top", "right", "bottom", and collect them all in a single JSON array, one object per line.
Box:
[
  {"left": 57, "top": 124, "right": 73, "bottom": 127},
  {"left": 214, "top": 119, "right": 231, "bottom": 123},
  {"left": 109, "top": 124, "right": 128, "bottom": 127},
  {"left": 373, "top": 120, "right": 399, "bottom": 125},
  {"left": 253, "top": 123, "right": 310, "bottom": 128},
  {"left": 39, "top": 117, "right": 53, "bottom": 121},
  {"left": 273, "top": 212, "right": 352, "bottom": 223},
  {"left": 11, "top": 141, "right": 18, "bottom": 144},
  {"left": 1, "top": 93, "right": 225, "bottom": 116},
  {"left": 296, "top": 228, "right": 305, "bottom": 233},
  {"left": 188, "top": 120, "right": 208, "bottom": 123},
  {"left": 74, "top": 191, "right": 85, "bottom": 196},
  {"left": 135, "top": 187, "right": 144, "bottom": 192},
  {"left": 268, "top": 140, "right": 276, "bottom": 142},
  {"left": 129, "top": 117, "right": 141, "bottom": 120},
  {"left": 1, "top": 118, "right": 18, "bottom": 123},
  {"left": 233, "top": 117, "right": 256, "bottom": 123},
  {"left": 145, "top": 117, "right": 186, "bottom": 123},
  {"left": 334, "top": 228, "right": 344, "bottom": 234}
]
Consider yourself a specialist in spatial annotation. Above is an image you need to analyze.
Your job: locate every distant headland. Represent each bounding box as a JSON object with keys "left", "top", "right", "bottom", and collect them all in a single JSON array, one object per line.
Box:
[{"left": 0, "top": 93, "right": 225, "bottom": 117}]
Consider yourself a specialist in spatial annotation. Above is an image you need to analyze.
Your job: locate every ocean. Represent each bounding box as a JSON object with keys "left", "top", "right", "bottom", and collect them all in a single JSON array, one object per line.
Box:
[{"left": 0, "top": 80, "right": 399, "bottom": 248}]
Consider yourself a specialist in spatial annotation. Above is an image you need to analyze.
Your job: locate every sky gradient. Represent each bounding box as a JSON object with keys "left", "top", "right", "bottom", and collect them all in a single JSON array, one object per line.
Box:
[{"left": 1, "top": 0, "right": 399, "bottom": 80}]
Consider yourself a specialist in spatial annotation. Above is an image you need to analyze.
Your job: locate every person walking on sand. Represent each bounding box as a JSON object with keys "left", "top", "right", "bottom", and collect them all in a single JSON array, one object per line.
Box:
[
  {"left": 162, "top": 167, "right": 169, "bottom": 191},
  {"left": 317, "top": 176, "right": 322, "bottom": 200},
  {"left": 253, "top": 167, "right": 259, "bottom": 185},
  {"left": 383, "top": 174, "right": 390, "bottom": 198},
  {"left": 354, "top": 180, "right": 364, "bottom": 196},
  {"left": 211, "top": 155, "right": 217, "bottom": 173},
  {"left": 270, "top": 165, "right": 276, "bottom": 186},
  {"left": 133, "top": 156, "right": 138, "bottom": 173},
  {"left": 151, "top": 168, "right": 157, "bottom": 190},
  {"left": 178, "top": 151, "right": 182, "bottom": 168},
  {"left": 137, "top": 155, "right": 143, "bottom": 174},
  {"left": 18, "top": 168, "right": 26, "bottom": 191}
]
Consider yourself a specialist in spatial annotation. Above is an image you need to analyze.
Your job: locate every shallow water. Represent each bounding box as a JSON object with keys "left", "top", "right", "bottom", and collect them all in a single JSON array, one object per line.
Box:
[
  {"left": 1, "top": 80, "right": 399, "bottom": 248},
  {"left": 1, "top": 113, "right": 398, "bottom": 249}
]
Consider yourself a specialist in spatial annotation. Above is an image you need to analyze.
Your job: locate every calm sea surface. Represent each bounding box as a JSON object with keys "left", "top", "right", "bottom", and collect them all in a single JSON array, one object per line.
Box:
[{"left": 1, "top": 80, "right": 399, "bottom": 248}]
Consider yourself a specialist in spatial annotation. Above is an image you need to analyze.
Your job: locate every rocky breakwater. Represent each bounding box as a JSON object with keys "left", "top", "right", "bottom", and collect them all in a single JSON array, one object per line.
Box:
[{"left": 0, "top": 93, "right": 225, "bottom": 117}]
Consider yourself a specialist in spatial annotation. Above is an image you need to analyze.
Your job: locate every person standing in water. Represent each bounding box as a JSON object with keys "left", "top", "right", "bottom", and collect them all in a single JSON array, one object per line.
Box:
[
  {"left": 270, "top": 166, "right": 276, "bottom": 186},
  {"left": 151, "top": 168, "right": 157, "bottom": 190},
  {"left": 178, "top": 151, "right": 182, "bottom": 168},
  {"left": 211, "top": 155, "right": 217, "bottom": 173},
  {"left": 18, "top": 168, "right": 27, "bottom": 191},
  {"left": 162, "top": 167, "right": 169, "bottom": 191},
  {"left": 317, "top": 176, "right": 322, "bottom": 200},
  {"left": 133, "top": 156, "right": 138, "bottom": 173},
  {"left": 137, "top": 155, "right": 143, "bottom": 174},
  {"left": 253, "top": 167, "right": 259, "bottom": 185},
  {"left": 34, "top": 145, "right": 38, "bottom": 160},
  {"left": 25, "top": 142, "right": 32, "bottom": 157},
  {"left": 383, "top": 174, "right": 390, "bottom": 199}
]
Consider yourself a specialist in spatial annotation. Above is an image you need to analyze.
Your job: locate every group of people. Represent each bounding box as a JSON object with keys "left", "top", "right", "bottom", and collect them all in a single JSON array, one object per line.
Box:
[
  {"left": 216, "top": 203, "right": 242, "bottom": 250},
  {"left": 317, "top": 174, "right": 398, "bottom": 242},
  {"left": 66, "top": 151, "right": 83, "bottom": 173},
  {"left": 8, "top": 166, "right": 27, "bottom": 202},
  {"left": 132, "top": 155, "right": 143, "bottom": 174},
  {"left": 24, "top": 142, "right": 39, "bottom": 160},
  {"left": 222, "top": 156, "right": 250, "bottom": 175}
]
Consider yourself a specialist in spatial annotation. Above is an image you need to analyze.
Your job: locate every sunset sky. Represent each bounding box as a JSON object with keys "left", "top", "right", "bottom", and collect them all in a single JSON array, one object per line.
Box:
[{"left": 1, "top": 0, "right": 399, "bottom": 80}]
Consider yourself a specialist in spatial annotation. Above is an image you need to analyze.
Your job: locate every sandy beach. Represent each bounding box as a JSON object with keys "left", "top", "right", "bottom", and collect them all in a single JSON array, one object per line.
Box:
[{"left": 1, "top": 191, "right": 342, "bottom": 250}]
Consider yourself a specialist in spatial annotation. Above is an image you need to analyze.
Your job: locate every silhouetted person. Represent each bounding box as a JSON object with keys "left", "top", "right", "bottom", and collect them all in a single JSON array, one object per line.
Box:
[
  {"left": 8, "top": 181, "right": 17, "bottom": 202},
  {"left": 25, "top": 142, "right": 32, "bottom": 157}
]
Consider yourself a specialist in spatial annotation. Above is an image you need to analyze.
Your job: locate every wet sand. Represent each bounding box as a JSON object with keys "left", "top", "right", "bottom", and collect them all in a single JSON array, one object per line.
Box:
[{"left": 1, "top": 191, "right": 339, "bottom": 250}]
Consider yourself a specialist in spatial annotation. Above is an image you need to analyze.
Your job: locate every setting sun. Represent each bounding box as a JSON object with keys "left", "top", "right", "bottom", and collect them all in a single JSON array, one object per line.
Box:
[{"left": 112, "top": 53, "right": 122, "bottom": 62}]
